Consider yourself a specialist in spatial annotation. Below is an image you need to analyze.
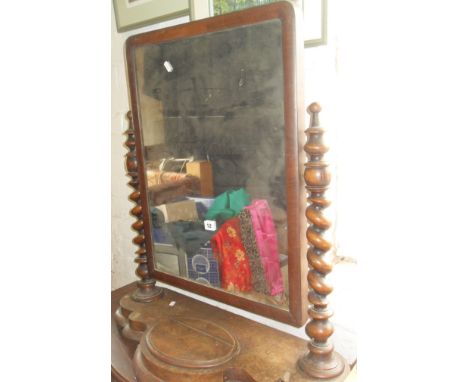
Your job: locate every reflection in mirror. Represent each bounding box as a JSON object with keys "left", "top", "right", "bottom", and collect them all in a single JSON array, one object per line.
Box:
[{"left": 135, "top": 20, "right": 289, "bottom": 309}]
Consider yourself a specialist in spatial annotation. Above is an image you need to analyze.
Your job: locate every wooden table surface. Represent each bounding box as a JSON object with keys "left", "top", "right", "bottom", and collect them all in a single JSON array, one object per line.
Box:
[{"left": 111, "top": 283, "right": 353, "bottom": 382}]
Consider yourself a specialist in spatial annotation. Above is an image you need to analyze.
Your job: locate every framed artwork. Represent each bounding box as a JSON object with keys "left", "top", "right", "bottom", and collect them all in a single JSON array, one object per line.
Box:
[
  {"left": 113, "top": 0, "right": 190, "bottom": 32},
  {"left": 113, "top": 0, "right": 327, "bottom": 47},
  {"left": 209, "top": 0, "right": 327, "bottom": 47},
  {"left": 303, "top": 0, "right": 327, "bottom": 47}
]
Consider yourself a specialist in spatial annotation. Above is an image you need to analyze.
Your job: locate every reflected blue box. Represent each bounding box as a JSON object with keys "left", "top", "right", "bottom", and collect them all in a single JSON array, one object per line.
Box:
[{"left": 186, "top": 241, "right": 220, "bottom": 287}]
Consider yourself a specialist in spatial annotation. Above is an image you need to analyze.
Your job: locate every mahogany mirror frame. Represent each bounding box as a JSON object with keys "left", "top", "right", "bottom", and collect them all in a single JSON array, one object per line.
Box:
[{"left": 125, "top": 1, "right": 307, "bottom": 327}]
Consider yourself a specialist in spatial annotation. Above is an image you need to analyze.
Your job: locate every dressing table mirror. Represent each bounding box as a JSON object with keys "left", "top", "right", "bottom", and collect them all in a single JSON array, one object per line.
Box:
[
  {"left": 114, "top": 3, "right": 352, "bottom": 381},
  {"left": 124, "top": 0, "right": 308, "bottom": 327}
]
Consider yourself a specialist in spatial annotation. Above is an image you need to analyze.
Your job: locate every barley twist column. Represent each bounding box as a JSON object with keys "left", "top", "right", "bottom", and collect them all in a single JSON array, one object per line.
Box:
[
  {"left": 125, "top": 111, "right": 163, "bottom": 302},
  {"left": 297, "top": 103, "right": 346, "bottom": 379}
]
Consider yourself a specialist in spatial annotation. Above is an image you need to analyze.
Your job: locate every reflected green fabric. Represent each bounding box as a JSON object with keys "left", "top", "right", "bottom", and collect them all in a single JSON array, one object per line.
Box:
[{"left": 205, "top": 188, "right": 251, "bottom": 224}]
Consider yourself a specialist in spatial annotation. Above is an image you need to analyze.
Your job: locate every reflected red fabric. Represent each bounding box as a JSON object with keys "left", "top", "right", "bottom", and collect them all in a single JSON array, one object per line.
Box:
[{"left": 211, "top": 217, "right": 252, "bottom": 292}]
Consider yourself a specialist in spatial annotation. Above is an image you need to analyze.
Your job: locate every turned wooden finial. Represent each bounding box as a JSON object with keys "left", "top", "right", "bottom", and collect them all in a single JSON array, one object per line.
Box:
[
  {"left": 125, "top": 111, "right": 163, "bottom": 303},
  {"left": 297, "top": 103, "right": 347, "bottom": 379},
  {"left": 307, "top": 102, "right": 321, "bottom": 129}
]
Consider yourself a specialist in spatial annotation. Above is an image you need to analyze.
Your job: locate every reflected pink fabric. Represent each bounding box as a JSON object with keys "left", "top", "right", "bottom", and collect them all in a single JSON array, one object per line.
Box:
[{"left": 245, "top": 200, "right": 284, "bottom": 296}]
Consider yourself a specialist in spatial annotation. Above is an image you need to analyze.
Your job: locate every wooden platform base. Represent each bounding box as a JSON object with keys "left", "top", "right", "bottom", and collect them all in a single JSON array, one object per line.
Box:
[{"left": 112, "top": 283, "right": 350, "bottom": 382}]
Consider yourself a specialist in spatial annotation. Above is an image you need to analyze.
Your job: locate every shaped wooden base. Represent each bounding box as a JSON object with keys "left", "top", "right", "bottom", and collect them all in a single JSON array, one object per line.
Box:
[
  {"left": 113, "top": 285, "right": 351, "bottom": 382},
  {"left": 134, "top": 317, "right": 240, "bottom": 382}
]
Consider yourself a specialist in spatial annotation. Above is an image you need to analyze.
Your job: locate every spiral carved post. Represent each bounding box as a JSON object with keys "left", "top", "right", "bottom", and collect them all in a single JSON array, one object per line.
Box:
[
  {"left": 297, "top": 103, "right": 346, "bottom": 379},
  {"left": 125, "top": 111, "right": 163, "bottom": 303}
]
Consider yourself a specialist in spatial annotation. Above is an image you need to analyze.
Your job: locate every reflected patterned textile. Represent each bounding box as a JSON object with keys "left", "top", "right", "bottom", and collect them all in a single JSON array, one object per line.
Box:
[
  {"left": 211, "top": 216, "right": 253, "bottom": 292},
  {"left": 246, "top": 199, "right": 284, "bottom": 296}
]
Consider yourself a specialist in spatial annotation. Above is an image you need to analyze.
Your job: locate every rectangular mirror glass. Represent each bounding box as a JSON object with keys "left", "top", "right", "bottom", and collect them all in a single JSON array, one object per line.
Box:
[{"left": 126, "top": 2, "right": 306, "bottom": 326}]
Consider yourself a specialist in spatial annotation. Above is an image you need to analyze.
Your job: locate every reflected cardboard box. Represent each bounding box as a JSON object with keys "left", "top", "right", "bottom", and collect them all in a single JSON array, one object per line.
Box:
[
  {"left": 186, "top": 160, "right": 214, "bottom": 197},
  {"left": 155, "top": 199, "right": 198, "bottom": 223},
  {"left": 186, "top": 196, "right": 215, "bottom": 220},
  {"left": 154, "top": 244, "right": 188, "bottom": 278}
]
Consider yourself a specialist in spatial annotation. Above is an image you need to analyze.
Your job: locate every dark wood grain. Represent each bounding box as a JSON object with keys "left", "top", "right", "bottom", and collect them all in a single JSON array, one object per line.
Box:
[
  {"left": 125, "top": 111, "right": 163, "bottom": 303},
  {"left": 297, "top": 103, "right": 347, "bottom": 379}
]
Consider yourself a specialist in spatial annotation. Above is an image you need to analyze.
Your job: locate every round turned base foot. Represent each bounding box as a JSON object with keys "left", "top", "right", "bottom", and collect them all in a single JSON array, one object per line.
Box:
[
  {"left": 297, "top": 351, "right": 347, "bottom": 380},
  {"left": 131, "top": 280, "right": 163, "bottom": 303},
  {"left": 134, "top": 317, "right": 240, "bottom": 382}
]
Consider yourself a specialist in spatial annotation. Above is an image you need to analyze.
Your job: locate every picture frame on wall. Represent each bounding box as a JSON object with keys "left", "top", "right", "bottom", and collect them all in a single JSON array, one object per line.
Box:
[
  {"left": 206, "top": 0, "right": 328, "bottom": 47},
  {"left": 113, "top": 0, "right": 190, "bottom": 32},
  {"left": 113, "top": 0, "right": 326, "bottom": 47},
  {"left": 303, "top": 0, "right": 327, "bottom": 47}
]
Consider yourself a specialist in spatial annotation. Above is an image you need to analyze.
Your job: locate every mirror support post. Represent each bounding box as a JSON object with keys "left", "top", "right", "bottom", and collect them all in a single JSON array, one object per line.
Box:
[
  {"left": 125, "top": 111, "right": 163, "bottom": 303},
  {"left": 297, "top": 103, "right": 347, "bottom": 379}
]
